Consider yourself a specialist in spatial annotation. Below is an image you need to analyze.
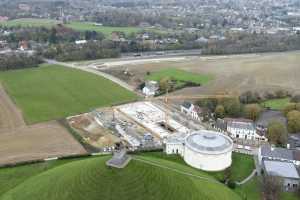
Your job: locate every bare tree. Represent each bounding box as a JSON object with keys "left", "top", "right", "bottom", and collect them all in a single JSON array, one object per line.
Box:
[{"left": 262, "top": 176, "right": 283, "bottom": 200}]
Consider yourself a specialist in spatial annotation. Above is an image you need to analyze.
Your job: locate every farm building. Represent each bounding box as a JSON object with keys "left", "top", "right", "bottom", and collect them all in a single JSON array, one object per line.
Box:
[
  {"left": 165, "top": 130, "right": 233, "bottom": 171},
  {"left": 180, "top": 102, "right": 202, "bottom": 121}
]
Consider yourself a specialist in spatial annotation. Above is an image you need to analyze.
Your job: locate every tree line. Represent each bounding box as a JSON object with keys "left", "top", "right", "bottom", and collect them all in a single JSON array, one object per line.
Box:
[
  {"left": 0, "top": 53, "right": 43, "bottom": 71},
  {"left": 39, "top": 41, "right": 120, "bottom": 62}
]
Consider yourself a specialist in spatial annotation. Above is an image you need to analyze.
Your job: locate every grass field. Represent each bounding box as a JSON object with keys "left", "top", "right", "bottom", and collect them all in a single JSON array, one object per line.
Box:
[
  {"left": 261, "top": 97, "right": 291, "bottom": 110},
  {"left": 0, "top": 18, "right": 144, "bottom": 37},
  {"left": 146, "top": 68, "right": 213, "bottom": 88},
  {"left": 67, "top": 22, "right": 141, "bottom": 37},
  {"left": 0, "top": 18, "right": 58, "bottom": 28},
  {"left": 234, "top": 177, "right": 262, "bottom": 200},
  {"left": 0, "top": 64, "right": 137, "bottom": 124},
  {"left": 0, "top": 155, "right": 241, "bottom": 200}
]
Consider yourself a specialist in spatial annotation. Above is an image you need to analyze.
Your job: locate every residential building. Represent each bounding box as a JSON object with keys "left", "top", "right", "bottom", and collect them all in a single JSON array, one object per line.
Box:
[
  {"left": 142, "top": 81, "right": 159, "bottom": 97},
  {"left": 180, "top": 102, "right": 202, "bottom": 121},
  {"left": 263, "top": 160, "right": 300, "bottom": 191},
  {"left": 258, "top": 144, "right": 300, "bottom": 166},
  {"left": 220, "top": 118, "right": 267, "bottom": 141}
]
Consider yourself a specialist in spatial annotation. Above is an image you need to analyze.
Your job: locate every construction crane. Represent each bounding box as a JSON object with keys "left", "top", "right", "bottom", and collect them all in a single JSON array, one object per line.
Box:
[{"left": 145, "top": 90, "right": 238, "bottom": 130}]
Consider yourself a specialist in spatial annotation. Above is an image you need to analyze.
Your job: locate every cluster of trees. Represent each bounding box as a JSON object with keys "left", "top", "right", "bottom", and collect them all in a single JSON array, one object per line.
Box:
[
  {"left": 202, "top": 33, "right": 300, "bottom": 55},
  {"left": 196, "top": 97, "right": 263, "bottom": 121},
  {"left": 267, "top": 120, "right": 287, "bottom": 145},
  {"left": 283, "top": 103, "right": 300, "bottom": 133},
  {"left": 0, "top": 53, "right": 43, "bottom": 71},
  {"left": 0, "top": 26, "right": 105, "bottom": 45},
  {"left": 196, "top": 98, "right": 244, "bottom": 119},
  {"left": 239, "top": 90, "right": 290, "bottom": 104},
  {"left": 40, "top": 41, "right": 120, "bottom": 62}
]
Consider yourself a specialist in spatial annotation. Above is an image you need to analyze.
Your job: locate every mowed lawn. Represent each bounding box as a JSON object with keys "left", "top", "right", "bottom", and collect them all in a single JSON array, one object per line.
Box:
[
  {"left": 261, "top": 97, "right": 291, "bottom": 110},
  {"left": 146, "top": 68, "right": 213, "bottom": 87},
  {"left": 0, "top": 156, "right": 241, "bottom": 200},
  {"left": 0, "top": 64, "right": 137, "bottom": 124}
]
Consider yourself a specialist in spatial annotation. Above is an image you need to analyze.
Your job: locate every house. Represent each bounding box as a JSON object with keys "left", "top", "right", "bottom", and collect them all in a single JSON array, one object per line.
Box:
[
  {"left": 256, "top": 110, "right": 287, "bottom": 135},
  {"left": 142, "top": 81, "right": 159, "bottom": 97},
  {"left": 225, "top": 118, "right": 267, "bottom": 141},
  {"left": 180, "top": 102, "right": 202, "bottom": 121},
  {"left": 75, "top": 40, "right": 87, "bottom": 45},
  {"left": 262, "top": 160, "right": 300, "bottom": 191},
  {"left": 258, "top": 144, "right": 300, "bottom": 166},
  {"left": 18, "top": 41, "right": 29, "bottom": 51}
]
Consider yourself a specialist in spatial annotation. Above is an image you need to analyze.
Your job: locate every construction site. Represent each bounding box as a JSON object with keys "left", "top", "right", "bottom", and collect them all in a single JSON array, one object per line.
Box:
[{"left": 67, "top": 100, "right": 205, "bottom": 152}]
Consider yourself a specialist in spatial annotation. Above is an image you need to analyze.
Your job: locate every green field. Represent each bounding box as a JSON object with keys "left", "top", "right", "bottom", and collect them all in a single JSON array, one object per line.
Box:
[
  {"left": 146, "top": 68, "right": 213, "bottom": 88},
  {"left": 67, "top": 22, "right": 141, "bottom": 37},
  {"left": 0, "top": 18, "right": 143, "bottom": 37},
  {"left": 261, "top": 98, "right": 291, "bottom": 110},
  {"left": 0, "top": 64, "right": 137, "bottom": 124},
  {"left": 0, "top": 155, "right": 241, "bottom": 200},
  {"left": 0, "top": 18, "right": 58, "bottom": 28}
]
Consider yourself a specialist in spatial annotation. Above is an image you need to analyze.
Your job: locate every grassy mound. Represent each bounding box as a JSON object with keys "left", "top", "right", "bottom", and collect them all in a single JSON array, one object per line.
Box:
[
  {"left": 0, "top": 64, "right": 137, "bottom": 124},
  {"left": 0, "top": 156, "right": 241, "bottom": 200}
]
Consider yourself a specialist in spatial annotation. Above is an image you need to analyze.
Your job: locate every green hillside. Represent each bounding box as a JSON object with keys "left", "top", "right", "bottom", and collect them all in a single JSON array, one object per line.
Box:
[{"left": 0, "top": 156, "right": 241, "bottom": 200}]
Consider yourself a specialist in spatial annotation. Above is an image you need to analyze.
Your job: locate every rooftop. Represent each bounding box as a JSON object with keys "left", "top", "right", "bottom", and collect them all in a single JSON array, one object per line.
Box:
[
  {"left": 263, "top": 160, "right": 300, "bottom": 179},
  {"left": 261, "top": 144, "right": 294, "bottom": 161},
  {"left": 185, "top": 130, "right": 233, "bottom": 154}
]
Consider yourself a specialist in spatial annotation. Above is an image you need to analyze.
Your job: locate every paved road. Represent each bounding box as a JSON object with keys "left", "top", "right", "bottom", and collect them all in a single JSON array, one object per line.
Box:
[{"left": 45, "top": 59, "right": 139, "bottom": 95}]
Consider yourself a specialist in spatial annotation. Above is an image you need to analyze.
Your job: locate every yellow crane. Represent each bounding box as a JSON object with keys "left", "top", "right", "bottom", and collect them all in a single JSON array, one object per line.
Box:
[{"left": 146, "top": 90, "right": 238, "bottom": 130}]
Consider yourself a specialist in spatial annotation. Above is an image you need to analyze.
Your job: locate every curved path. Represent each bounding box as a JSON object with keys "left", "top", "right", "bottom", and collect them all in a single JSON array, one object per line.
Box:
[
  {"left": 235, "top": 169, "right": 257, "bottom": 185},
  {"left": 133, "top": 156, "right": 221, "bottom": 185}
]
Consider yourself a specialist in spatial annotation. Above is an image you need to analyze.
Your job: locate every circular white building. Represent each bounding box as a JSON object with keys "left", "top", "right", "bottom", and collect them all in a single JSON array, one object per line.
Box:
[
  {"left": 184, "top": 130, "right": 233, "bottom": 171},
  {"left": 165, "top": 130, "right": 233, "bottom": 172}
]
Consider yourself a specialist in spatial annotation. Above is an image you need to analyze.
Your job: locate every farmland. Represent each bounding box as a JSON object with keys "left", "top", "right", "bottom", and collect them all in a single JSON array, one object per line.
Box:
[
  {"left": 0, "top": 64, "right": 137, "bottom": 124},
  {"left": 0, "top": 155, "right": 241, "bottom": 200},
  {"left": 0, "top": 18, "right": 143, "bottom": 36},
  {"left": 102, "top": 51, "right": 300, "bottom": 96}
]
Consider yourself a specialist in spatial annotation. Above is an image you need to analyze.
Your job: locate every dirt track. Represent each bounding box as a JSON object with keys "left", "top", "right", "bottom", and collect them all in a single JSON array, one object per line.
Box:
[
  {"left": 0, "top": 85, "right": 25, "bottom": 131},
  {"left": 0, "top": 86, "right": 86, "bottom": 165}
]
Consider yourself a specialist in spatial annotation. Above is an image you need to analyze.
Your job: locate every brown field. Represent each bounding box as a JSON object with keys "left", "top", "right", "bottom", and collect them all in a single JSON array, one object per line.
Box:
[
  {"left": 0, "top": 86, "right": 86, "bottom": 165},
  {"left": 103, "top": 51, "right": 300, "bottom": 96}
]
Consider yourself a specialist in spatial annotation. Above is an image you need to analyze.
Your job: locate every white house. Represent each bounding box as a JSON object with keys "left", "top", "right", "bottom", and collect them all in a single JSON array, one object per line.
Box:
[
  {"left": 142, "top": 81, "right": 159, "bottom": 97},
  {"left": 226, "top": 118, "right": 267, "bottom": 141},
  {"left": 180, "top": 102, "right": 202, "bottom": 121},
  {"left": 75, "top": 40, "right": 87, "bottom": 45}
]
